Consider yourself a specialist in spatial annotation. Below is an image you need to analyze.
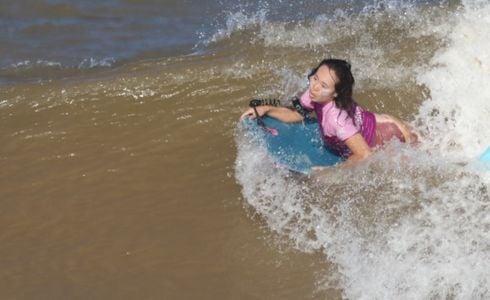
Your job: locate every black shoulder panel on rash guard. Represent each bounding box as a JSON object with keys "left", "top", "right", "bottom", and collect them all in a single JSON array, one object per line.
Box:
[{"left": 291, "top": 97, "right": 310, "bottom": 119}]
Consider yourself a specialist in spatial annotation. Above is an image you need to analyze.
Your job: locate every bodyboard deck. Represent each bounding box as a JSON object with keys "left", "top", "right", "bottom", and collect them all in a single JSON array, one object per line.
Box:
[
  {"left": 244, "top": 116, "right": 342, "bottom": 174},
  {"left": 244, "top": 116, "right": 490, "bottom": 174}
]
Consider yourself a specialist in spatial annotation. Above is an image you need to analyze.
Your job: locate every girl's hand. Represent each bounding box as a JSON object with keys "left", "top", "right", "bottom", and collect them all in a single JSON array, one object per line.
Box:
[
  {"left": 311, "top": 166, "right": 328, "bottom": 171},
  {"left": 240, "top": 106, "right": 271, "bottom": 121},
  {"left": 310, "top": 165, "right": 333, "bottom": 179}
]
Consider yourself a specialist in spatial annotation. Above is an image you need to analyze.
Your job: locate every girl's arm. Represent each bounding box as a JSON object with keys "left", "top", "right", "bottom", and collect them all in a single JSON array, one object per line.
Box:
[
  {"left": 240, "top": 105, "right": 304, "bottom": 123},
  {"left": 343, "top": 133, "right": 372, "bottom": 165},
  {"left": 314, "top": 133, "right": 371, "bottom": 177}
]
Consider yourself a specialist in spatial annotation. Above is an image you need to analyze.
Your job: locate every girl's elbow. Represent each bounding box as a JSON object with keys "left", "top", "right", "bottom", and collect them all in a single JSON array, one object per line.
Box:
[
  {"left": 360, "top": 151, "right": 371, "bottom": 160},
  {"left": 349, "top": 151, "right": 371, "bottom": 162}
]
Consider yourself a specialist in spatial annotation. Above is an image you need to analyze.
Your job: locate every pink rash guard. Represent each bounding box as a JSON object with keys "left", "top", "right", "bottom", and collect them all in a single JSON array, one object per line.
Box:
[{"left": 299, "top": 91, "right": 376, "bottom": 157}]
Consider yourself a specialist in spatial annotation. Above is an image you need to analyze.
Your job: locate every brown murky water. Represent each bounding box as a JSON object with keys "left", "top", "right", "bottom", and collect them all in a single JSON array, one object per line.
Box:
[
  {"left": 0, "top": 53, "right": 348, "bottom": 299},
  {"left": 4, "top": 1, "right": 482, "bottom": 298}
]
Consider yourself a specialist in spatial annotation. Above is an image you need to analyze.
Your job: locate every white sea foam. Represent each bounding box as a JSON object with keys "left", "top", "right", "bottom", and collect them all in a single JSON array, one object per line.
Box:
[
  {"left": 415, "top": 0, "right": 490, "bottom": 160},
  {"left": 10, "top": 60, "right": 63, "bottom": 68},
  {"left": 205, "top": 10, "right": 268, "bottom": 45},
  {"left": 8, "top": 57, "right": 115, "bottom": 70},
  {"left": 205, "top": 2, "right": 452, "bottom": 91},
  {"left": 77, "top": 57, "right": 116, "bottom": 69}
]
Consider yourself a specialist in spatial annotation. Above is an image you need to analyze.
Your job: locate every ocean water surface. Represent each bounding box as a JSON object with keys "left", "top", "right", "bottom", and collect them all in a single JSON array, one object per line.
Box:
[{"left": 1, "top": 0, "right": 489, "bottom": 299}]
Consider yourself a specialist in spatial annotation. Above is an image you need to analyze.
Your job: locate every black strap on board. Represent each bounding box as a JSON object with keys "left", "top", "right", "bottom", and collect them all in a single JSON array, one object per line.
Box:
[{"left": 248, "top": 98, "right": 281, "bottom": 128}]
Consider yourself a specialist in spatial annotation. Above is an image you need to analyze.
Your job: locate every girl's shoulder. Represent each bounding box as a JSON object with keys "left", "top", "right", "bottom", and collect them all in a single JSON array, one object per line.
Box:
[
  {"left": 322, "top": 101, "right": 349, "bottom": 120},
  {"left": 320, "top": 102, "right": 358, "bottom": 140}
]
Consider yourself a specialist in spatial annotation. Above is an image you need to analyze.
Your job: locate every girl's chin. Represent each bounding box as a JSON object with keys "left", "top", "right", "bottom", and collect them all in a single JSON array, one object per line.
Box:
[
  {"left": 309, "top": 91, "right": 331, "bottom": 103},
  {"left": 311, "top": 96, "right": 329, "bottom": 103},
  {"left": 309, "top": 93, "right": 320, "bottom": 101}
]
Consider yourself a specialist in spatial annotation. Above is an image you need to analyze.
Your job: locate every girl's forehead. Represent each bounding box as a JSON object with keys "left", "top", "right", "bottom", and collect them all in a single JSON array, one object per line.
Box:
[{"left": 317, "top": 65, "right": 338, "bottom": 85}]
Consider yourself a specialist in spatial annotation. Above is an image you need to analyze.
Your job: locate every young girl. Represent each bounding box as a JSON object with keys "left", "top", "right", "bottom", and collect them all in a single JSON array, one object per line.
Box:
[{"left": 240, "top": 58, "right": 418, "bottom": 165}]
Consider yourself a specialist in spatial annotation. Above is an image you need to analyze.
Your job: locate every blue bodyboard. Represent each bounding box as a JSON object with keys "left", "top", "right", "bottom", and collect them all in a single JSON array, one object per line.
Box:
[
  {"left": 244, "top": 116, "right": 490, "bottom": 173},
  {"left": 244, "top": 116, "right": 342, "bottom": 174},
  {"left": 480, "top": 147, "right": 490, "bottom": 161},
  {"left": 480, "top": 146, "right": 490, "bottom": 168}
]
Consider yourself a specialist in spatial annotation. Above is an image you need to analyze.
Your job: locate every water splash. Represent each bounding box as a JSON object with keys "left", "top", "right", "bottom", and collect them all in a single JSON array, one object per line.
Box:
[
  {"left": 415, "top": 0, "right": 490, "bottom": 160},
  {"left": 235, "top": 1, "right": 490, "bottom": 298}
]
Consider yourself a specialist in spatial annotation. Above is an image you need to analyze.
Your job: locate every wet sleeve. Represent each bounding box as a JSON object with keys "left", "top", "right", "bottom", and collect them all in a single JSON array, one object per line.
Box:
[
  {"left": 323, "top": 111, "right": 359, "bottom": 141},
  {"left": 335, "top": 117, "right": 359, "bottom": 141}
]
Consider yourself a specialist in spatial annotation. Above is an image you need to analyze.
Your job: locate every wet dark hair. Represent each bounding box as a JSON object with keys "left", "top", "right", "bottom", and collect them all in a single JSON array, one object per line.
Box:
[{"left": 308, "top": 58, "right": 356, "bottom": 120}]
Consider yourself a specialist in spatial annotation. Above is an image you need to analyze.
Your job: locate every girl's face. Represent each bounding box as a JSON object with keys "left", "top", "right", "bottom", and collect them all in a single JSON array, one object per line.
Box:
[{"left": 308, "top": 65, "right": 338, "bottom": 103}]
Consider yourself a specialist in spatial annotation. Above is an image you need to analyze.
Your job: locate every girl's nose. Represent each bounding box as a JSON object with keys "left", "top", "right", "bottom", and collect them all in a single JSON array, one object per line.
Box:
[{"left": 311, "top": 80, "right": 320, "bottom": 91}]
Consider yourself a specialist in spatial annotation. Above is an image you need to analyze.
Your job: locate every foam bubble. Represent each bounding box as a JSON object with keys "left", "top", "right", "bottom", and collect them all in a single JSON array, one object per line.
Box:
[{"left": 77, "top": 57, "right": 116, "bottom": 69}]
